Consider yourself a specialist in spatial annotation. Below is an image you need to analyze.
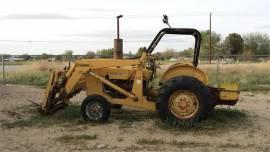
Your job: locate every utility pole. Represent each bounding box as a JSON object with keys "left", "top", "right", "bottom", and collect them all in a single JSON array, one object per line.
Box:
[
  {"left": 2, "top": 56, "right": 5, "bottom": 84},
  {"left": 209, "top": 12, "right": 212, "bottom": 64},
  {"left": 114, "top": 15, "right": 123, "bottom": 59}
]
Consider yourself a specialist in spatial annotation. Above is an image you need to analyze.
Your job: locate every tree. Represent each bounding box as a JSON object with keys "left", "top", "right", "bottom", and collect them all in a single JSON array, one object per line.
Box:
[
  {"left": 162, "top": 49, "right": 177, "bottom": 59},
  {"left": 243, "top": 33, "right": 270, "bottom": 55},
  {"left": 22, "top": 54, "right": 31, "bottom": 61},
  {"left": 179, "top": 48, "right": 193, "bottom": 56},
  {"left": 64, "top": 50, "right": 73, "bottom": 61},
  {"left": 224, "top": 33, "right": 244, "bottom": 55},
  {"left": 128, "top": 51, "right": 133, "bottom": 58},
  {"left": 96, "top": 48, "right": 114, "bottom": 58},
  {"left": 200, "top": 30, "right": 221, "bottom": 55},
  {"left": 85, "top": 51, "right": 96, "bottom": 59},
  {"left": 136, "top": 47, "right": 147, "bottom": 57},
  {"left": 41, "top": 53, "right": 49, "bottom": 59}
]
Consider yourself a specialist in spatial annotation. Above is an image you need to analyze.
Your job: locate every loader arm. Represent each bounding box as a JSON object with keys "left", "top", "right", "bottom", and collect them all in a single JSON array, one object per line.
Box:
[{"left": 42, "top": 58, "right": 141, "bottom": 114}]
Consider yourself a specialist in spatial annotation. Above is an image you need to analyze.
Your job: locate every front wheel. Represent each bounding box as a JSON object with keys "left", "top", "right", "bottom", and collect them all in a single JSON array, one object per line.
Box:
[
  {"left": 156, "top": 76, "right": 211, "bottom": 125},
  {"left": 81, "top": 95, "right": 111, "bottom": 123}
]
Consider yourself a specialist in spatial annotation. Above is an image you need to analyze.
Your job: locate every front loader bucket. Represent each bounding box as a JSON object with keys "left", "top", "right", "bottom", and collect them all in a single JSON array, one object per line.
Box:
[{"left": 41, "top": 70, "right": 67, "bottom": 114}]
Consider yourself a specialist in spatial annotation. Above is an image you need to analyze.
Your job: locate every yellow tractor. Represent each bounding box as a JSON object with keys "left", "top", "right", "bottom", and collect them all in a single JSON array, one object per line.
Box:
[{"left": 41, "top": 28, "right": 239, "bottom": 125}]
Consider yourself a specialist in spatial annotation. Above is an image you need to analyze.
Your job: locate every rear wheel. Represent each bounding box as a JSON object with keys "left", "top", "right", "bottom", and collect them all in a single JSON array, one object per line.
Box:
[
  {"left": 81, "top": 95, "right": 111, "bottom": 123},
  {"left": 156, "top": 76, "right": 211, "bottom": 125}
]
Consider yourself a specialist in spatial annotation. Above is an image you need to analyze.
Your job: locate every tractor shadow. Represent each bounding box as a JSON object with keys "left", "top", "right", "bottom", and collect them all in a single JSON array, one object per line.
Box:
[
  {"left": 1, "top": 104, "right": 249, "bottom": 131},
  {"left": 155, "top": 107, "right": 250, "bottom": 132}
]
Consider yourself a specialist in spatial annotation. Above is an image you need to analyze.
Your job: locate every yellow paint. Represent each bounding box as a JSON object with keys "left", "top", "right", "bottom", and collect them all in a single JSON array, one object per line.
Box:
[
  {"left": 160, "top": 63, "right": 208, "bottom": 84},
  {"left": 218, "top": 83, "right": 239, "bottom": 101}
]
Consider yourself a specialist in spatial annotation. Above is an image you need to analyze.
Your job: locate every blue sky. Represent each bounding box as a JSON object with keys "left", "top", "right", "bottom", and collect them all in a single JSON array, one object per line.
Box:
[{"left": 0, "top": 0, "right": 269, "bottom": 55}]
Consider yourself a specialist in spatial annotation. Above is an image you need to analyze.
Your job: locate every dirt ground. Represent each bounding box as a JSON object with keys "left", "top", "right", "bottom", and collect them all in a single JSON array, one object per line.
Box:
[{"left": 0, "top": 84, "right": 270, "bottom": 152}]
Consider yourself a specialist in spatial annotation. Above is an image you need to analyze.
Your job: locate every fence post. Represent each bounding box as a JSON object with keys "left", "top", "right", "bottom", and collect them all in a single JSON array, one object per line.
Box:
[
  {"left": 216, "top": 53, "right": 219, "bottom": 87},
  {"left": 2, "top": 56, "right": 5, "bottom": 84}
]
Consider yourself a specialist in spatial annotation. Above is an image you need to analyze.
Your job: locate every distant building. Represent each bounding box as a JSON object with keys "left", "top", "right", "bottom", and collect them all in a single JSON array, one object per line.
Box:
[
  {"left": 48, "top": 57, "right": 56, "bottom": 62},
  {"left": 169, "top": 58, "right": 177, "bottom": 61},
  {"left": 8, "top": 56, "right": 25, "bottom": 62}
]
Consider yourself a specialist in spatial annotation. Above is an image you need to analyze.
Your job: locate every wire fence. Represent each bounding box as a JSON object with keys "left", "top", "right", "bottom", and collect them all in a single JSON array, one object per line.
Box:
[{"left": 0, "top": 54, "right": 270, "bottom": 91}]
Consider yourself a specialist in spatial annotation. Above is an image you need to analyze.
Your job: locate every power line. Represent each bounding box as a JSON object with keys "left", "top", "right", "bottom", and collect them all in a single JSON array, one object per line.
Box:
[{"left": 0, "top": 38, "right": 189, "bottom": 43}]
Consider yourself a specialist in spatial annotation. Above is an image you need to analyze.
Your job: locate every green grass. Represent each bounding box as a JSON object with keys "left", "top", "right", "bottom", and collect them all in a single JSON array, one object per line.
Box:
[{"left": 0, "top": 71, "right": 49, "bottom": 87}]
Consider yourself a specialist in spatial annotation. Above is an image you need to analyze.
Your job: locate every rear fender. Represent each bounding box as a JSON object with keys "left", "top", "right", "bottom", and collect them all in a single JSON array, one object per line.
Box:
[{"left": 160, "top": 63, "right": 208, "bottom": 84}]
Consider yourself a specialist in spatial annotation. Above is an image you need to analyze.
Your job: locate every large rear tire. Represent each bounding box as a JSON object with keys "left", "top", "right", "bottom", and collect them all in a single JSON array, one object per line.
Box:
[
  {"left": 81, "top": 95, "right": 111, "bottom": 123},
  {"left": 156, "top": 76, "right": 211, "bottom": 125}
]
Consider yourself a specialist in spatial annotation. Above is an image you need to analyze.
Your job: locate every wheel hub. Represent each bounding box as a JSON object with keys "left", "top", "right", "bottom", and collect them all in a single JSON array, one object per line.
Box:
[
  {"left": 86, "top": 102, "right": 103, "bottom": 120},
  {"left": 168, "top": 90, "right": 199, "bottom": 119}
]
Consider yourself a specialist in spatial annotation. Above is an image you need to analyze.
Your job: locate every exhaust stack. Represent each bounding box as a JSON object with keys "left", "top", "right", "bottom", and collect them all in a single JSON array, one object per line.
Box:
[{"left": 114, "top": 15, "right": 123, "bottom": 59}]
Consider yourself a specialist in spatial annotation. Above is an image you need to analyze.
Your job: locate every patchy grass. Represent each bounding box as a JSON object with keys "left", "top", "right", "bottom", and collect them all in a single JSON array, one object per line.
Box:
[
  {"left": 1, "top": 105, "right": 248, "bottom": 131},
  {"left": 1, "top": 105, "right": 157, "bottom": 129},
  {"left": 171, "top": 140, "right": 210, "bottom": 147},
  {"left": 57, "top": 134, "right": 97, "bottom": 143},
  {"left": 137, "top": 138, "right": 166, "bottom": 145},
  {"left": 136, "top": 138, "right": 255, "bottom": 149},
  {"left": 1, "top": 104, "right": 87, "bottom": 129},
  {"left": 137, "top": 138, "right": 209, "bottom": 147},
  {"left": 124, "top": 145, "right": 145, "bottom": 151},
  {"left": 217, "top": 143, "right": 250, "bottom": 149},
  {"left": 155, "top": 108, "right": 248, "bottom": 131}
]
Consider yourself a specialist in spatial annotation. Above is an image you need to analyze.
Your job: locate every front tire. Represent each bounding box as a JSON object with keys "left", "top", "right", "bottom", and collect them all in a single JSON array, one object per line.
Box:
[
  {"left": 156, "top": 76, "right": 211, "bottom": 125},
  {"left": 81, "top": 95, "right": 111, "bottom": 123}
]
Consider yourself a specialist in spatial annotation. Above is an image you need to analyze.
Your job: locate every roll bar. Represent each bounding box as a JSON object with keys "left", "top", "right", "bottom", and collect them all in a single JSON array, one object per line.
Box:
[{"left": 146, "top": 28, "right": 201, "bottom": 67}]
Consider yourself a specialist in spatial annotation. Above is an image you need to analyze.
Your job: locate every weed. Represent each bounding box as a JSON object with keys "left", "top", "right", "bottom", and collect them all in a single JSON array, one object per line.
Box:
[
  {"left": 171, "top": 140, "right": 210, "bottom": 147},
  {"left": 57, "top": 134, "right": 97, "bottom": 143},
  {"left": 117, "top": 137, "right": 124, "bottom": 142},
  {"left": 137, "top": 138, "right": 165, "bottom": 145}
]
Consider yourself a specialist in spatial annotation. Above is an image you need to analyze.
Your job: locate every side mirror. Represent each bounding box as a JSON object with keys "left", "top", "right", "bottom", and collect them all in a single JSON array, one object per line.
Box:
[{"left": 163, "top": 15, "right": 171, "bottom": 28}]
